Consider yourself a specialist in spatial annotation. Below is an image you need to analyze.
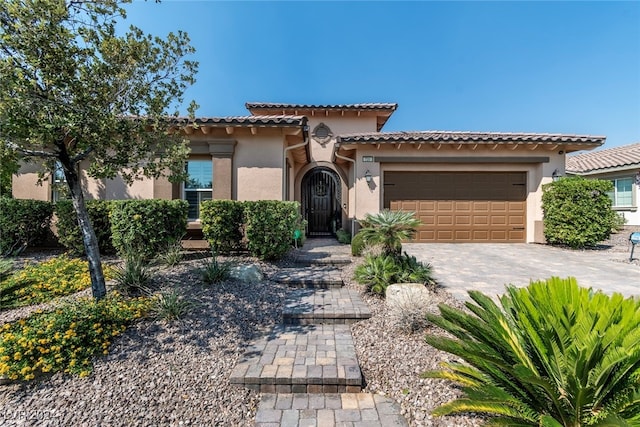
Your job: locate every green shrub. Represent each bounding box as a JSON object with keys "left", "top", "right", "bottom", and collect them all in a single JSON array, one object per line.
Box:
[
  {"left": 542, "top": 177, "right": 618, "bottom": 248},
  {"left": 110, "top": 200, "right": 188, "bottom": 260},
  {"left": 357, "top": 210, "right": 420, "bottom": 256},
  {"left": 423, "top": 277, "right": 640, "bottom": 426},
  {"left": 0, "top": 199, "right": 53, "bottom": 256},
  {"left": 200, "top": 200, "right": 245, "bottom": 255},
  {"left": 55, "top": 200, "right": 115, "bottom": 256},
  {"left": 351, "top": 232, "right": 366, "bottom": 256},
  {"left": 244, "top": 201, "right": 301, "bottom": 260},
  {"left": 151, "top": 290, "right": 195, "bottom": 322},
  {"left": 354, "top": 253, "right": 434, "bottom": 295},
  {"left": 336, "top": 229, "right": 351, "bottom": 244},
  {"left": 0, "top": 294, "right": 152, "bottom": 380},
  {"left": 200, "top": 257, "right": 230, "bottom": 284}
]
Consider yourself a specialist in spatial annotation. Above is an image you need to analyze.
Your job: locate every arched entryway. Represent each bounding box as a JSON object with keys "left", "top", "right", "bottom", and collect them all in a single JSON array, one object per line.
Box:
[{"left": 301, "top": 167, "right": 342, "bottom": 236}]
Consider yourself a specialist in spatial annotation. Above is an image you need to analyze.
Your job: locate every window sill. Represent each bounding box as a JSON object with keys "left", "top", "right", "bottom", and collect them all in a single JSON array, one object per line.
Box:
[{"left": 613, "top": 206, "right": 637, "bottom": 212}]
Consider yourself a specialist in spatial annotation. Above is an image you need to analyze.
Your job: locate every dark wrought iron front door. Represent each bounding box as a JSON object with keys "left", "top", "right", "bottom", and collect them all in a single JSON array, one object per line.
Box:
[{"left": 302, "top": 168, "right": 341, "bottom": 236}]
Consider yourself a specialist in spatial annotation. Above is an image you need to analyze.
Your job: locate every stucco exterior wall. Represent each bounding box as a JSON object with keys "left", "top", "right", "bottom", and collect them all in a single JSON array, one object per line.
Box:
[
  {"left": 234, "top": 133, "right": 284, "bottom": 201},
  {"left": 12, "top": 162, "right": 50, "bottom": 201},
  {"left": 307, "top": 116, "right": 377, "bottom": 164}
]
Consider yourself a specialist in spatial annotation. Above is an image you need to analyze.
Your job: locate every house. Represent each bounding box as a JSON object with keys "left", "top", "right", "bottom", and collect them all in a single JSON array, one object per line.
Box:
[
  {"left": 566, "top": 142, "right": 640, "bottom": 225},
  {"left": 12, "top": 102, "right": 606, "bottom": 243}
]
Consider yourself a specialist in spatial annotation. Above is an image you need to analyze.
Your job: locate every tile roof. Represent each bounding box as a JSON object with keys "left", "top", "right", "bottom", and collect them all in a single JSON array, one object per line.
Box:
[
  {"left": 174, "top": 115, "right": 308, "bottom": 127},
  {"left": 566, "top": 142, "right": 640, "bottom": 174},
  {"left": 337, "top": 131, "right": 606, "bottom": 145},
  {"left": 245, "top": 102, "right": 398, "bottom": 111}
]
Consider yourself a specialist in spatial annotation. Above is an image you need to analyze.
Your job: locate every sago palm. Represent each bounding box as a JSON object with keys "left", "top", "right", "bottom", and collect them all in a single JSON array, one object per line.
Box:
[
  {"left": 423, "top": 277, "right": 640, "bottom": 426},
  {"left": 357, "top": 210, "right": 420, "bottom": 256}
]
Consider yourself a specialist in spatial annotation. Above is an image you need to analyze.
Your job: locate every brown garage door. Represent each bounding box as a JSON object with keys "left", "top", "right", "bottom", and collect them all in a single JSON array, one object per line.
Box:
[{"left": 384, "top": 172, "right": 526, "bottom": 242}]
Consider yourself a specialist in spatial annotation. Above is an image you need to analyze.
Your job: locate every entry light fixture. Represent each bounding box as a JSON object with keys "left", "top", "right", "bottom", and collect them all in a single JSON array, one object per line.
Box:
[
  {"left": 364, "top": 170, "right": 372, "bottom": 183},
  {"left": 552, "top": 169, "right": 560, "bottom": 181}
]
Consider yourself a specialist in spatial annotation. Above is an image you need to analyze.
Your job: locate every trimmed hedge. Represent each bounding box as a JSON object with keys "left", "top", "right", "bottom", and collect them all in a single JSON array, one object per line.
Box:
[
  {"left": 0, "top": 198, "right": 53, "bottom": 255},
  {"left": 244, "top": 201, "right": 301, "bottom": 260},
  {"left": 110, "top": 200, "right": 188, "bottom": 260},
  {"left": 201, "top": 200, "right": 245, "bottom": 255},
  {"left": 542, "top": 177, "right": 618, "bottom": 248},
  {"left": 55, "top": 200, "right": 115, "bottom": 256},
  {"left": 200, "top": 200, "right": 302, "bottom": 260}
]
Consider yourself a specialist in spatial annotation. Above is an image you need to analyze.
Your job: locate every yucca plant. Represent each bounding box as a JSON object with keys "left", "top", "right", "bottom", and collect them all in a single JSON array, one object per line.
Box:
[
  {"left": 113, "top": 257, "right": 153, "bottom": 297},
  {"left": 354, "top": 252, "right": 434, "bottom": 295},
  {"left": 353, "top": 254, "right": 397, "bottom": 294},
  {"left": 357, "top": 210, "right": 420, "bottom": 256},
  {"left": 156, "top": 239, "right": 184, "bottom": 267},
  {"left": 151, "top": 290, "right": 195, "bottom": 322},
  {"left": 200, "top": 257, "right": 230, "bottom": 285},
  {"left": 423, "top": 277, "right": 640, "bottom": 426}
]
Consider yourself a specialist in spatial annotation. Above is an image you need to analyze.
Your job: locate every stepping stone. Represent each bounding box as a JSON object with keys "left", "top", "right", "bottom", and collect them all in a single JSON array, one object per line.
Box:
[
  {"left": 282, "top": 288, "right": 372, "bottom": 325},
  {"left": 271, "top": 267, "right": 343, "bottom": 288},
  {"left": 230, "top": 325, "right": 362, "bottom": 393},
  {"left": 255, "top": 393, "right": 409, "bottom": 426}
]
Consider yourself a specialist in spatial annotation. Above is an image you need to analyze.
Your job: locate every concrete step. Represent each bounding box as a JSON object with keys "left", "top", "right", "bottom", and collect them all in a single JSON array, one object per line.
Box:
[
  {"left": 230, "top": 325, "right": 362, "bottom": 393},
  {"left": 282, "top": 288, "right": 372, "bottom": 325},
  {"left": 272, "top": 267, "right": 343, "bottom": 289},
  {"left": 255, "top": 393, "right": 409, "bottom": 427}
]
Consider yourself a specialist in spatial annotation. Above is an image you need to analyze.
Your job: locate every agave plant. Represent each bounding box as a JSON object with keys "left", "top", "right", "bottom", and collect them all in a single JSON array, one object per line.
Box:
[
  {"left": 424, "top": 277, "right": 640, "bottom": 426},
  {"left": 357, "top": 210, "right": 420, "bottom": 256}
]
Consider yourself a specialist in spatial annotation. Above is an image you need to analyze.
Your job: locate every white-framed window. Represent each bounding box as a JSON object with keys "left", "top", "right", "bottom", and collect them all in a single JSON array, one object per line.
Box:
[
  {"left": 607, "top": 177, "right": 634, "bottom": 207},
  {"left": 184, "top": 159, "right": 213, "bottom": 219}
]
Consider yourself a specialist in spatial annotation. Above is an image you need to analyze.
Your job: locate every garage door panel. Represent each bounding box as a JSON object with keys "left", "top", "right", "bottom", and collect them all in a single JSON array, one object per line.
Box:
[
  {"left": 491, "top": 215, "right": 507, "bottom": 225},
  {"left": 385, "top": 172, "right": 526, "bottom": 243},
  {"left": 437, "top": 216, "right": 454, "bottom": 226},
  {"left": 455, "top": 215, "right": 472, "bottom": 225},
  {"left": 436, "top": 230, "right": 454, "bottom": 240},
  {"left": 509, "top": 216, "right": 525, "bottom": 226},
  {"left": 418, "top": 230, "right": 436, "bottom": 240},
  {"left": 473, "top": 215, "right": 490, "bottom": 225}
]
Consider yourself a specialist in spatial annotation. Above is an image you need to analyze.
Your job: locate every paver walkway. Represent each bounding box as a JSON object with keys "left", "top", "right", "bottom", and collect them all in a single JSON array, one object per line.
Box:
[{"left": 230, "top": 238, "right": 409, "bottom": 426}]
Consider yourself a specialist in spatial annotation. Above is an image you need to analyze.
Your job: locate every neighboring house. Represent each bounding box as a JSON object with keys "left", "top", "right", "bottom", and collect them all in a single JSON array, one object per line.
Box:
[
  {"left": 12, "top": 102, "right": 605, "bottom": 243},
  {"left": 566, "top": 142, "right": 640, "bottom": 226}
]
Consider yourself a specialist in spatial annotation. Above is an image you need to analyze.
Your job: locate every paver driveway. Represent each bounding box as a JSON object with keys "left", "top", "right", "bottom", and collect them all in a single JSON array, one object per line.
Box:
[{"left": 404, "top": 243, "right": 638, "bottom": 301}]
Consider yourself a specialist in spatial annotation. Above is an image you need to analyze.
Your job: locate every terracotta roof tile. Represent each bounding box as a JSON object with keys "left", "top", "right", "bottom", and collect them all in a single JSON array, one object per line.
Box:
[
  {"left": 337, "top": 131, "right": 605, "bottom": 145},
  {"left": 245, "top": 102, "right": 398, "bottom": 111},
  {"left": 173, "top": 115, "right": 308, "bottom": 127},
  {"left": 566, "top": 142, "right": 640, "bottom": 173}
]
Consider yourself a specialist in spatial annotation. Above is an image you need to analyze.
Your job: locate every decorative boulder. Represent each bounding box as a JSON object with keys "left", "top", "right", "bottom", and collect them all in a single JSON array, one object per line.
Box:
[
  {"left": 229, "top": 264, "right": 264, "bottom": 283},
  {"left": 386, "top": 283, "right": 434, "bottom": 308}
]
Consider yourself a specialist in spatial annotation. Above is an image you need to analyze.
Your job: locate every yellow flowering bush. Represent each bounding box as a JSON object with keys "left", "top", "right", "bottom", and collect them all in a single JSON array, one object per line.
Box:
[
  {"left": 0, "top": 293, "right": 152, "bottom": 380},
  {"left": 0, "top": 255, "right": 113, "bottom": 309}
]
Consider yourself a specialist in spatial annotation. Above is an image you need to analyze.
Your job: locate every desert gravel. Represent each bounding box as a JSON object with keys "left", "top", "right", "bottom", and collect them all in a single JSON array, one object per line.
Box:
[{"left": 1, "top": 229, "right": 636, "bottom": 427}]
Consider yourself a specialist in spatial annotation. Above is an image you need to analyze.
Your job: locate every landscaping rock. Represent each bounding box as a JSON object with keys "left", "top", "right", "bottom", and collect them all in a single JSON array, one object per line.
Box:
[
  {"left": 229, "top": 264, "right": 264, "bottom": 283},
  {"left": 385, "top": 283, "right": 433, "bottom": 308}
]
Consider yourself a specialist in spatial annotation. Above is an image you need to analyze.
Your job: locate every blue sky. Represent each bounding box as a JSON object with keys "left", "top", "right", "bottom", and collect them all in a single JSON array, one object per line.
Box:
[{"left": 124, "top": 1, "right": 640, "bottom": 150}]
